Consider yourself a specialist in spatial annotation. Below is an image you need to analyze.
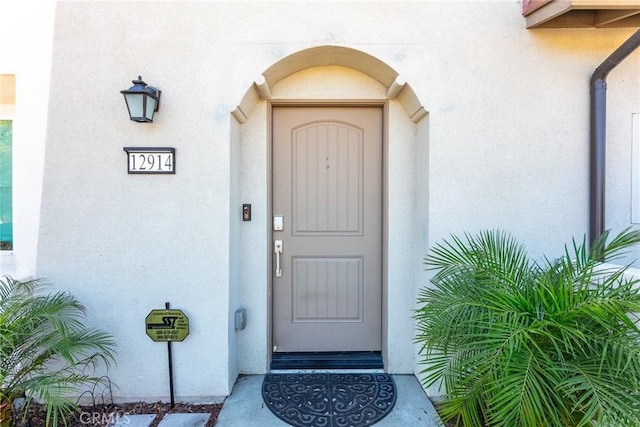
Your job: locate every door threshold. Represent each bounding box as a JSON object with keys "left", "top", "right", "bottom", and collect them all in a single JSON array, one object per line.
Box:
[
  {"left": 270, "top": 368, "right": 385, "bottom": 374},
  {"left": 270, "top": 351, "right": 383, "bottom": 370}
]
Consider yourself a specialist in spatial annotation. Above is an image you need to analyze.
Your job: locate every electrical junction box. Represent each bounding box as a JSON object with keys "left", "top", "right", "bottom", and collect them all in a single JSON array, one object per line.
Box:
[{"left": 235, "top": 308, "right": 247, "bottom": 330}]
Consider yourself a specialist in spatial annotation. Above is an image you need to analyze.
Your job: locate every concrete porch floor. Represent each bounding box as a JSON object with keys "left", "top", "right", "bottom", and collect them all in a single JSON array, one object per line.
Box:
[{"left": 215, "top": 374, "right": 444, "bottom": 426}]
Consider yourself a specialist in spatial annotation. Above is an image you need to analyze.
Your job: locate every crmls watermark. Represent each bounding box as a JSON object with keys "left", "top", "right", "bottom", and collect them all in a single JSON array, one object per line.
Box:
[{"left": 79, "top": 411, "right": 131, "bottom": 425}]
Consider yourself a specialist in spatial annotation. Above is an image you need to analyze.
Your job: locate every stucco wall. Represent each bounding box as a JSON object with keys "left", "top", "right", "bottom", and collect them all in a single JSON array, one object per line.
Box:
[{"left": 37, "top": 0, "right": 640, "bottom": 402}]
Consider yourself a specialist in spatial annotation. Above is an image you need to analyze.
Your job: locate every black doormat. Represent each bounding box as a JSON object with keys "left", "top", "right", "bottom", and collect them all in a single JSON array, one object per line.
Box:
[{"left": 262, "top": 373, "right": 396, "bottom": 427}]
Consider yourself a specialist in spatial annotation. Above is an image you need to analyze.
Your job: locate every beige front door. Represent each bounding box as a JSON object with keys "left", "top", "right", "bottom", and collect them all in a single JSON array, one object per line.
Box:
[{"left": 272, "top": 106, "right": 382, "bottom": 352}]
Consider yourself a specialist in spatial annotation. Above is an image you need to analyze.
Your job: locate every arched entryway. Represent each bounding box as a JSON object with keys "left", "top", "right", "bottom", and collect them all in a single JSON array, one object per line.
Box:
[
  {"left": 231, "top": 45, "right": 426, "bottom": 124},
  {"left": 229, "top": 45, "right": 429, "bottom": 376}
]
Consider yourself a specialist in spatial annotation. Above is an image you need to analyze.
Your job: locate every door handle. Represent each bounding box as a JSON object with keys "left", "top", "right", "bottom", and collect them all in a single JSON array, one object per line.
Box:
[{"left": 274, "top": 240, "right": 283, "bottom": 278}]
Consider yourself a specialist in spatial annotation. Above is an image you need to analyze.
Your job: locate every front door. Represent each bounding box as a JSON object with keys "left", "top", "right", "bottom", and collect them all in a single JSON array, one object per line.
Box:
[{"left": 272, "top": 106, "right": 382, "bottom": 352}]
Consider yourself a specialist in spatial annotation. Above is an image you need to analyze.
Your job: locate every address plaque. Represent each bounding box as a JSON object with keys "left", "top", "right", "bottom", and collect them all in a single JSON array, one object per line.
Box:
[{"left": 123, "top": 147, "right": 175, "bottom": 174}]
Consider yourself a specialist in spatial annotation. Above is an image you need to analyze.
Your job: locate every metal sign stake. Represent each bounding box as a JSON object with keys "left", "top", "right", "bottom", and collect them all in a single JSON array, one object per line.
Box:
[{"left": 165, "top": 301, "right": 175, "bottom": 408}]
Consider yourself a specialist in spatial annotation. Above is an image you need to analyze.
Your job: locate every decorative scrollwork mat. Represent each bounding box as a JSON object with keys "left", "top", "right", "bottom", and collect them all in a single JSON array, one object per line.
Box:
[{"left": 262, "top": 373, "right": 396, "bottom": 427}]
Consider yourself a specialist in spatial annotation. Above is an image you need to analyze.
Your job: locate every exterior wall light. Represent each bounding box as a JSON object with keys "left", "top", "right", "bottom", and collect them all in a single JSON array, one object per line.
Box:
[{"left": 120, "top": 76, "right": 161, "bottom": 123}]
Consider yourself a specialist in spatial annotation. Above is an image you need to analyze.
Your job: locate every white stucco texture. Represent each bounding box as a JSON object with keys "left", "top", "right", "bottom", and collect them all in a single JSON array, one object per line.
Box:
[{"left": 35, "top": 1, "right": 639, "bottom": 402}]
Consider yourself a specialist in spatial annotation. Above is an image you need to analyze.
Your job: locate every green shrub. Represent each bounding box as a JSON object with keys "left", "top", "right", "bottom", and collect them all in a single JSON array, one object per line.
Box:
[
  {"left": 0, "top": 276, "right": 116, "bottom": 426},
  {"left": 416, "top": 228, "right": 640, "bottom": 426}
]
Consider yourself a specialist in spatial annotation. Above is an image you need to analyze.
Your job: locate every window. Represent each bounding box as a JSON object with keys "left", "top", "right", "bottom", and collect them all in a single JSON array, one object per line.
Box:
[
  {"left": 0, "top": 74, "right": 14, "bottom": 252},
  {"left": 0, "top": 120, "right": 11, "bottom": 250}
]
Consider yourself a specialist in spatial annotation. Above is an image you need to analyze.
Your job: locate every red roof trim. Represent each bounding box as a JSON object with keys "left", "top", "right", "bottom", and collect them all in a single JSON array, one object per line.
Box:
[{"left": 522, "top": 0, "right": 554, "bottom": 16}]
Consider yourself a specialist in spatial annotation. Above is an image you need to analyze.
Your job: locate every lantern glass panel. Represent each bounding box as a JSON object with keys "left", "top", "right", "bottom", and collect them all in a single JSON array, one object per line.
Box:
[
  {"left": 125, "top": 93, "right": 144, "bottom": 120},
  {"left": 145, "top": 97, "right": 157, "bottom": 121}
]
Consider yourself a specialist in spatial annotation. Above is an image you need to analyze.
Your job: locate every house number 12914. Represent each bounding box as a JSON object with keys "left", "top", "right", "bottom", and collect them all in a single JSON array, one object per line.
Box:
[{"left": 123, "top": 147, "right": 175, "bottom": 174}]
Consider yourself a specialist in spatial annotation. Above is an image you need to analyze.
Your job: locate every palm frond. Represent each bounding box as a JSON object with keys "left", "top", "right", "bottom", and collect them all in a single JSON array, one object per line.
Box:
[
  {"left": 0, "top": 276, "right": 116, "bottom": 426},
  {"left": 416, "top": 228, "right": 640, "bottom": 426}
]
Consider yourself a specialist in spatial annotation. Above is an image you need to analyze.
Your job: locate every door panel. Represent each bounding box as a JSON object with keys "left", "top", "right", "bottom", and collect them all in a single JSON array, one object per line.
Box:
[
  {"left": 272, "top": 106, "right": 382, "bottom": 352},
  {"left": 293, "top": 257, "right": 362, "bottom": 321},
  {"left": 292, "top": 122, "right": 363, "bottom": 235}
]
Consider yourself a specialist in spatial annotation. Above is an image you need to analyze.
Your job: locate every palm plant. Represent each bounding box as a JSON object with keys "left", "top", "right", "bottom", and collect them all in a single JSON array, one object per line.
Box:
[
  {"left": 416, "top": 228, "right": 640, "bottom": 426},
  {"left": 0, "top": 276, "right": 116, "bottom": 427}
]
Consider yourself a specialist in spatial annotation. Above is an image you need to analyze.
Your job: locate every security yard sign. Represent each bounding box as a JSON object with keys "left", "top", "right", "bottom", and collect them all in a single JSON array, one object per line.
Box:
[{"left": 145, "top": 308, "right": 189, "bottom": 342}]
